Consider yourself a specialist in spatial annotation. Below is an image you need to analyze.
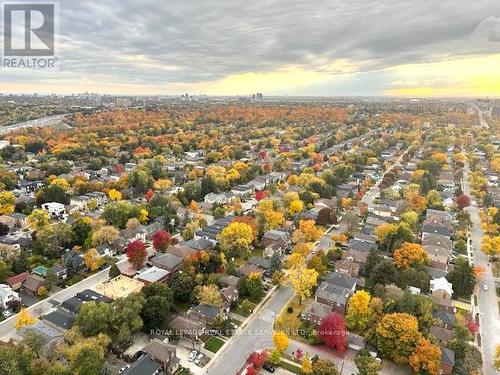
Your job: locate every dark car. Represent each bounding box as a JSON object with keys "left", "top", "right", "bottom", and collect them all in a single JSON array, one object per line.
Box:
[{"left": 263, "top": 363, "right": 275, "bottom": 373}]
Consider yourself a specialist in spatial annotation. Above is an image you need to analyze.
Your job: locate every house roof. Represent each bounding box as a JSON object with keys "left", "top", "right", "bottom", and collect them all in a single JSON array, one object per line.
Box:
[
  {"left": 192, "top": 303, "right": 220, "bottom": 319},
  {"left": 324, "top": 271, "right": 357, "bottom": 289},
  {"left": 168, "top": 315, "right": 204, "bottom": 336},
  {"left": 248, "top": 256, "right": 271, "bottom": 269},
  {"left": 347, "top": 239, "right": 376, "bottom": 252},
  {"left": 135, "top": 266, "right": 169, "bottom": 283},
  {"left": 434, "top": 309, "right": 456, "bottom": 327},
  {"left": 142, "top": 339, "right": 176, "bottom": 363},
  {"left": 6, "top": 272, "right": 28, "bottom": 286},
  {"left": 23, "top": 274, "right": 45, "bottom": 292},
  {"left": 75, "top": 289, "right": 113, "bottom": 303},
  {"left": 43, "top": 309, "right": 75, "bottom": 330},
  {"left": 441, "top": 347, "right": 455, "bottom": 366},
  {"left": 18, "top": 320, "right": 63, "bottom": 343},
  {"left": 122, "top": 354, "right": 161, "bottom": 375},
  {"left": 61, "top": 297, "right": 83, "bottom": 313},
  {"left": 150, "top": 253, "right": 182, "bottom": 270},
  {"left": 430, "top": 277, "right": 453, "bottom": 296},
  {"left": 184, "top": 238, "right": 213, "bottom": 250},
  {"left": 430, "top": 326, "right": 455, "bottom": 342}
]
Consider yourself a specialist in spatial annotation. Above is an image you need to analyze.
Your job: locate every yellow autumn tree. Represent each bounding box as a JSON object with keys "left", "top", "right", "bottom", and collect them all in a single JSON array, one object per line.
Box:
[
  {"left": 0, "top": 191, "right": 16, "bottom": 215},
  {"left": 273, "top": 331, "right": 289, "bottom": 352},
  {"left": 83, "top": 248, "right": 104, "bottom": 272},
  {"left": 409, "top": 338, "right": 441, "bottom": 375},
  {"left": 301, "top": 353, "right": 313, "bottom": 374},
  {"left": 50, "top": 177, "right": 70, "bottom": 191},
  {"left": 108, "top": 188, "right": 122, "bottom": 200},
  {"left": 27, "top": 209, "right": 50, "bottom": 232},
  {"left": 15, "top": 308, "right": 36, "bottom": 329},
  {"left": 153, "top": 178, "right": 172, "bottom": 192},
  {"left": 292, "top": 219, "right": 323, "bottom": 243},
  {"left": 393, "top": 242, "right": 428, "bottom": 269},
  {"left": 289, "top": 199, "right": 304, "bottom": 216},
  {"left": 346, "top": 290, "right": 372, "bottom": 332},
  {"left": 138, "top": 208, "right": 149, "bottom": 224},
  {"left": 219, "top": 221, "right": 254, "bottom": 258},
  {"left": 482, "top": 236, "right": 500, "bottom": 258},
  {"left": 288, "top": 262, "right": 318, "bottom": 304}
]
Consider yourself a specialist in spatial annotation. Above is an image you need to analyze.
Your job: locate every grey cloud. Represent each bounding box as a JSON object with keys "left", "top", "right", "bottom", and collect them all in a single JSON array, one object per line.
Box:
[{"left": 474, "top": 16, "right": 500, "bottom": 42}]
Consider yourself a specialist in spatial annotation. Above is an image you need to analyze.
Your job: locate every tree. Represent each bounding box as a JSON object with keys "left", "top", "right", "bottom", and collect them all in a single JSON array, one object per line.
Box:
[
  {"left": 269, "top": 252, "right": 283, "bottom": 273},
  {"left": 301, "top": 353, "right": 313, "bottom": 374},
  {"left": 401, "top": 211, "right": 419, "bottom": 230},
  {"left": 312, "top": 359, "right": 340, "bottom": 375},
  {"left": 27, "top": 209, "right": 50, "bottom": 232},
  {"left": 292, "top": 219, "right": 323, "bottom": 243},
  {"left": 92, "top": 225, "right": 119, "bottom": 247},
  {"left": 354, "top": 349, "right": 382, "bottom": 375},
  {"left": 409, "top": 337, "right": 441, "bottom": 375},
  {"left": 109, "top": 263, "right": 121, "bottom": 278},
  {"left": 494, "top": 344, "right": 500, "bottom": 371},
  {"left": 393, "top": 243, "right": 428, "bottom": 269},
  {"left": 288, "top": 262, "right": 318, "bottom": 304},
  {"left": 307, "top": 253, "right": 327, "bottom": 277},
  {"left": 141, "top": 294, "right": 172, "bottom": 332},
  {"left": 197, "top": 284, "right": 223, "bottom": 307},
  {"left": 289, "top": 199, "right": 304, "bottom": 217},
  {"left": 374, "top": 223, "right": 398, "bottom": 251},
  {"left": 152, "top": 230, "right": 171, "bottom": 252},
  {"left": 273, "top": 331, "right": 289, "bottom": 352},
  {"left": 456, "top": 193, "right": 470, "bottom": 209},
  {"left": 269, "top": 348, "right": 281, "bottom": 366},
  {"left": 15, "top": 308, "right": 36, "bottom": 329},
  {"left": 170, "top": 272, "right": 195, "bottom": 303},
  {"left": 71, "top": 346, "right": 105, "bottom": 375},
  {"left": 83, "top": 248, "right": 103, "bottom": 272},
  {"left": 0, "top": 191, "right": 15, "bottom": 215},
  {"left": 238, "top": 273, "right": 264, "bottom": 302},
  {"left": 446, "top": 258, "right": 476, "bottom": 298},
  {"left": 317, "top": 312, "right": 346, "bottom": 352},
  {"left": 256, "top": 199, "right": 285, "bottom": 231},
  {"left": 102, "top": 200, "right": 141, "bottom": 229},
  {"left": 247, "top": 351, "right": 269, "bottom": 368},
  {"left": 75, "top": 302, "right": 112, "bottom": 337},
  {"left": 481, "top": 235, "right": 500, "bottom": 259},
  {"left": 108, "top": 188, "right": 122, "bottom": 201},
  {"left": 346, "top": 290, "right": 372, "bottom": 332},
  {"left": 219, "top": 221, "right": 254, "bottom": 258},
  {"left": 126, "top": 240, "right": 147, "bottom": 269},
  {"left": 372, "top": 313, "right": 421, "bottom": 364}
]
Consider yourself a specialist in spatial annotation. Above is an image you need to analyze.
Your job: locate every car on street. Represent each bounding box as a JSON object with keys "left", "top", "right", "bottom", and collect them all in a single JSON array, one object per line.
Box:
[
  {"left": 263, "top": 363, "right": 276, "bottom": 372},
  {"left": 188, "top": 350, "right": 198, "bottom": 362},
  {"left": 2, "top": 310, "right": 12, "bottom": 318},
  {"left": 194, "top": 353, "right": 204, "bottom": 365},
  {"left": 483, "top": 284, "right": 489, "bottom": 291},
  {"left": 118, "top": 365, "right": 130, "bottom": 374}
]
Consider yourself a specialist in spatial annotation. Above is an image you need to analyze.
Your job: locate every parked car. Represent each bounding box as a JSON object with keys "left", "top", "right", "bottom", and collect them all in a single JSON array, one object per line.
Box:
[
  {"left": 483, "top": 284, "right": 489, "bottom": 291},
  {"left": 194, "top": 353, "right": 204, "bottom": 365},
  {"left": 263, "top": 363, "right": 276, "bottom": 372},
  {"left": 188, "top": 350, "right": 198, "bottom": 362},
  {"left": 2, "top": 310, "right": 12, "bottom": 318},
  {"left": 118, "top": 364, "right": 130, "bottom": 374}
]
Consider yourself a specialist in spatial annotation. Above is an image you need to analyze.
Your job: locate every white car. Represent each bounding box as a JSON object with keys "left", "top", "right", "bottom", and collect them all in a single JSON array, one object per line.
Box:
[
  {"left": 482, "top": 284, "right": 489, "bottom": 291},
  {"left": 118, "top": 364, "right": 130, "bottom": 374},
  {"left": 194, "top": 353, "right": 205, "bottom": 365},
  {"left": 2, "top": 310, "right": 12, "bottom": 318},
  {"left": 188, "top": 350, "right": 198, "bottom": 362}
]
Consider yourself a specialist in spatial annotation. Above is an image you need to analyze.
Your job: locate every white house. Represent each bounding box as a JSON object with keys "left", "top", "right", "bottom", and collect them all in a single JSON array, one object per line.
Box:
[
  {"left": 41, "top": 202, "right": 66, "bottom": 219},
  {"left": 0, "top": 284, "right": 20, "bottom": 309},
  {"left": 430, "top": 277, "right": 454, "bottom": 300}
]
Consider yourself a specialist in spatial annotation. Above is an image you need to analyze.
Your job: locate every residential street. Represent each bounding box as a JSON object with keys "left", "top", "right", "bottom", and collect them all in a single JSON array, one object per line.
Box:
[
  {"left": 462, "top": 159, "right": 500, "bottom": 375},
  {"left": 0, "top": 257, "right": 127, "bottom": 340}
]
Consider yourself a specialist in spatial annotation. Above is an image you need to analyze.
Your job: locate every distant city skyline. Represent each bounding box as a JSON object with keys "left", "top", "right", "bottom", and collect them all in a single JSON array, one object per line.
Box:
[{"left": 1, "top": 0, "right": 500, "bottom": 97}]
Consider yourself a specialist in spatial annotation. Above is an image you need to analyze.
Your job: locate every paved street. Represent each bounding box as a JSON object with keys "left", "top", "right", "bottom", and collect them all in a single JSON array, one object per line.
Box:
[
  {"left": 0, "top": 257, "right": 127, "bottom": 340},
  {"left": 462, "top": 159, "right": 499, "bottom": 375}
]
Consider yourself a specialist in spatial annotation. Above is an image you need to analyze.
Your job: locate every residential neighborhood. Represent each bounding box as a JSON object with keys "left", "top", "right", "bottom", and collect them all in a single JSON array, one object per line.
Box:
[{"left": 0, "top": 96, "right": 497, "bottom": 375}]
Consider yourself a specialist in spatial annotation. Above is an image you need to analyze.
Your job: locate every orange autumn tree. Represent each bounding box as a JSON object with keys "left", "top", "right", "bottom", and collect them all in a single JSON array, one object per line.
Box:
[
  {"left": 394, "top": 242, "right": 428, "bottom": 269},
  {"left": 409, "top": 338, "right": 441, "bottom": 375}
]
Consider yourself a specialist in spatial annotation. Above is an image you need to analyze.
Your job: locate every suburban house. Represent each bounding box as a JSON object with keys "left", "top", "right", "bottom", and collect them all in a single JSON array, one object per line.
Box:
[
  {"left": 0, "top": 284, "right": 21, "bottom": 309},
  {"left": 440, "top": 347, "right": 455, "bottom": 375},
  {"left": 41, "top": 202, "right": 67, "bottom": 219},
  {"left": 135, "top": 266, "right": 170, "bottom": 285},
  {"left": 261, "top": 229, "right": 290, "bottom": 257},
  {"left": 430, "top": 277, "right": 454, "bottom": 300},
  {"left": 190, "top": 303, "right": 225, "bottom": 325},
  {"left": 313, "top": 272, "right": 357, "bottom": 315},
  {"left": 140, "top": 339, "right": 181, "bottom": 375},
  {"left": 21, "top": 274, "right": 46, "bottom": 296}
]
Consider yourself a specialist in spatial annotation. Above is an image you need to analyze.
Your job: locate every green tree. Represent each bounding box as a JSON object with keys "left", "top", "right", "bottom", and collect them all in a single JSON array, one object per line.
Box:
[
  {"left": 446, "top": 258, "right": 476, "bottom": 298},
  {"left": 354, "top": 349, "right": 382, "bottom": 375},
  {"left": 71, "top": 346, "right": 105, "bottom": 375},
  {"left": 75, "top": 302, "right": 112, "bottom": 337}
]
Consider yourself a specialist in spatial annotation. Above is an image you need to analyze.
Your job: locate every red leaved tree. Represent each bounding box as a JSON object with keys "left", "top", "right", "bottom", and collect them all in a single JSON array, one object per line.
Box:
[
  {"left": 457, "top": 193, "right": 470, "bottom": 209},
  {"left": 145, "top": 189, "right": 154, "bottom": 201},
  {"left": 127, "top": 240, "right": 147, "bottom": 269},
  {"left": 152, "top": 230, "right": 171, "bottom": 252},
  {"left": 247, "top": 351, "right": 269, "bottom": 368},
  {"left": 317, "top": 312, "right": 346, "bottom": 352}
]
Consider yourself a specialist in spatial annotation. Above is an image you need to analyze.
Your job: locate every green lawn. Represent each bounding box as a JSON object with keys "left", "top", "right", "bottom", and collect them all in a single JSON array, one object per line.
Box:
[
  {"left": 232, "top": 301, "right": 257, "bottom": 317},
  {"left": 279, "top": 360, "right": 302, "bottom": 374},
  {"left": 204, "top": 336, "right": 225, "bottom": 353}
]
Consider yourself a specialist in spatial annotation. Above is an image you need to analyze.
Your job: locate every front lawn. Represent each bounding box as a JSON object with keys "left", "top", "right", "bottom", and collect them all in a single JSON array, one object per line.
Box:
[
  {"left": 274, "top": 295, "right": 307, "bottom": 338},
  {"left": 204, "top": 336, "right": 225, "bottom": 353},
  {"left": 232, "top": 300, "right": 257, "bottom": 317}
]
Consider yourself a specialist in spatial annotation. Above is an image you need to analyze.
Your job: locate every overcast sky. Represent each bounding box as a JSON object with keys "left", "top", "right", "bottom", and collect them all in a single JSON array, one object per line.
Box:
[{"left": 1, "top": 0, "right": 500, "bottom": 96}]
